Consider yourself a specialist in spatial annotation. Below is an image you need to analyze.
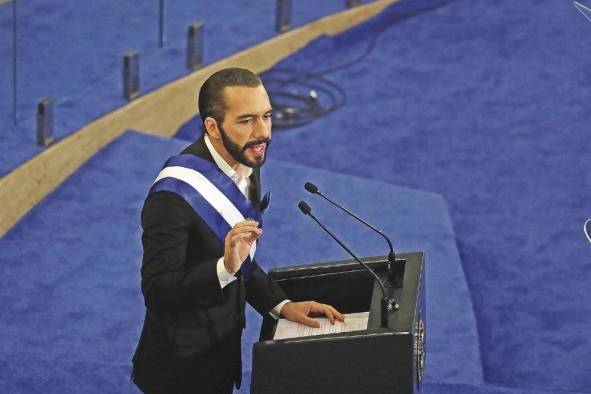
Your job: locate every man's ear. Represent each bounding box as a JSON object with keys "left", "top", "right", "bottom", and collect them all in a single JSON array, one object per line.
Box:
[{"left": 204, "top": 117, "right": 221, "bottom": 140}]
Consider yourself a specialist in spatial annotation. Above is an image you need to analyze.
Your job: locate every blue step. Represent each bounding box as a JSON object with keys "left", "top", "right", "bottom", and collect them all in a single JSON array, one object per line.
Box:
[{"left": 0, "top": 130, "right": 483, "bottom": 391}]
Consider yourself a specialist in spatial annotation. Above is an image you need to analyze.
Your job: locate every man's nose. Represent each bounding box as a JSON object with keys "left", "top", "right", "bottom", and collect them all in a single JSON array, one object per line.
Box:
[{"left": 253, "top": 117, "right": 270, "bottom": 138}]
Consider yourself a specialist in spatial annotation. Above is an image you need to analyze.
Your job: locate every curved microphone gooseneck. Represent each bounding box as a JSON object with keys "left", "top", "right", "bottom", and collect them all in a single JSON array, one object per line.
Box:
[
  {"left": 298, "top": 201, "right": 398, "bottom": 328},
  {"left": 304, "top": 182, "right": 403, "bottom": 287}
]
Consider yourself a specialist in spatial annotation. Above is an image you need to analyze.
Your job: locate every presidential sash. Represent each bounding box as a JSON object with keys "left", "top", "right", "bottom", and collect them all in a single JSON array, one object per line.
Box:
[{"left": 148, "top": 154, "right": 263, "bottom": 280}]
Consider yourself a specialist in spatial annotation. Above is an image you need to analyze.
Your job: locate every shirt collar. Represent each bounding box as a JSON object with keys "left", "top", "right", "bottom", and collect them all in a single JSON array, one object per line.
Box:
[{"left": 204, "top": 134, "right": 253, "bottom": 180}]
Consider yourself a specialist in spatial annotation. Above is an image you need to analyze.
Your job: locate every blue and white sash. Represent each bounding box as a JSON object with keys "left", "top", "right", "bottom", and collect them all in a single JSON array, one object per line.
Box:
[{"left": 148, "top": 154, "right": 263, "bottom": 280}]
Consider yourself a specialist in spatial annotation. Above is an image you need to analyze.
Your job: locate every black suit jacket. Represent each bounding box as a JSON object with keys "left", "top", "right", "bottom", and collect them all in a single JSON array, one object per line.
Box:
[{"left": 132, "top": 135, "right": 286, "bottom": 391}]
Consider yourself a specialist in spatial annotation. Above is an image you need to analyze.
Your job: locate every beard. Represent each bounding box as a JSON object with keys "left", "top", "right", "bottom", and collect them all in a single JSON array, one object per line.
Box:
[{"left": 219, "top": 125, "right": 271, "bottom": 168}]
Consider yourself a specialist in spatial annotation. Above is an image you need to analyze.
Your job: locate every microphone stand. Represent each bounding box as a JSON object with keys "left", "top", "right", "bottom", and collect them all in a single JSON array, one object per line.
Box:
[
  {"left": 305, "top": 182, "right": 405, "bottom": 287},
  {"left": 299, "top": 201, "right": 399, "bottom": 328}
]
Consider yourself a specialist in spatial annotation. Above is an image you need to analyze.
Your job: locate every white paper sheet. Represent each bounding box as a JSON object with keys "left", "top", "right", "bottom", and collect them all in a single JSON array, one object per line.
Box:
[{"left": 273, "top": 312, "right": 370, "bottom": 340}]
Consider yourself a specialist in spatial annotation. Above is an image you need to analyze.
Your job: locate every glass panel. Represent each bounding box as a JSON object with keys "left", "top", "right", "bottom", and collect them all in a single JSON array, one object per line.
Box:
[
  {"left": 17, "top": 0, "right": 160, "bottom": 128},
  {"left": 0, "top": 0, "right": 354, "bottom": 167},
  {"left": 293, "top": 0, "right": 345, "bottom": 27},
  {"left": 0, "top": 0, "right": 14, "bottom": 135}
]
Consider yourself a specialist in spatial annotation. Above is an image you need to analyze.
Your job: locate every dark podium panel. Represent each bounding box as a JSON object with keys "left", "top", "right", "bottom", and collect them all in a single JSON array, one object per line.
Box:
[{"left": 251, "top": 252, "right": 426, "bottom": 394}]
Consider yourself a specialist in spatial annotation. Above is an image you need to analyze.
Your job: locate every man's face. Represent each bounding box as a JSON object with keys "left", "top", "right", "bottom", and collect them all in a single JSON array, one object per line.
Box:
[{"left": 216, "top": 85, "right": 272, "bottom": 168}]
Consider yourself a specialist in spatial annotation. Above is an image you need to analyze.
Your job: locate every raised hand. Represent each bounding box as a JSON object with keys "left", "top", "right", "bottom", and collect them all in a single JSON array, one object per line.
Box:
[{"left": 223, "top": 220, "right": 262, "bottom": 274}]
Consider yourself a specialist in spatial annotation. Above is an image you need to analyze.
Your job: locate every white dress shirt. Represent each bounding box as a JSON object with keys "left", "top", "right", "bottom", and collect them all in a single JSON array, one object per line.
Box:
[{"left": 204, "top": 135, "right": 288, "bottom": 318}]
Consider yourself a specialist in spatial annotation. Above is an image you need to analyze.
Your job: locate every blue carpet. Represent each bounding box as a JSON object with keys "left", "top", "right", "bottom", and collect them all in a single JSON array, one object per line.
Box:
[
  {"left": 0, "top": 0, "right": 366, "bottom": 176},
  {"left": 2, "top": 0, "right": 591, "bottom": 392},
  {"left": 250, "top": 0, "right": 591, "bottom": 391},
  {"left": 0, "top": 128, "right": 479, "bottom": 392},
  {"left": 0, "top": 359, "right": 132, "bottom": 394},
  {"left": 422, "top": 382, "right": 589, "bottom": 394}
]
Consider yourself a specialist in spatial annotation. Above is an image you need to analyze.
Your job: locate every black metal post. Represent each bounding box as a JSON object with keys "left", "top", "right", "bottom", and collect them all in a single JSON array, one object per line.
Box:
[
  {"left": 123, "top": 51, "right": 140, "bottom": 101},
  {"left": 346, "top": 0, "right": 362, "bottom": 8},
  {"left": 36, "top": 97, "right": 54, "bottom": 146},
  {"left": 275, "top": 0, "right": 292, "bottom": 33},
  {"left": 186, "top": 21, "right": 204, "bottom": 71}
]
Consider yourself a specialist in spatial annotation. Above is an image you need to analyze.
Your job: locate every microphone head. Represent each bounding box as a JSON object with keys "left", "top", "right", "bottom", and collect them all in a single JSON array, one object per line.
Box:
[
  {"left": 304, "top": 182, "right": 319, "bottom": 194},
  {"left": 298, "top": 201, "right": 312, "bottom": 215}
]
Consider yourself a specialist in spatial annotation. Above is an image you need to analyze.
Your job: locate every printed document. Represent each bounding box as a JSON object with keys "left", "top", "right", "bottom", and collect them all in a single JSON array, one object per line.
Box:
[{"left": 273, "top": 311, "right": 369, "bottom": 340}]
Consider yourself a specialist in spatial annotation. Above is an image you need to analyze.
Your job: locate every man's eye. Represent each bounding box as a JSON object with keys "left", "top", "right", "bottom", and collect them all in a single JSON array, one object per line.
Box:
[
  {"left": 264, "top": 113, "right": 273, "bottom": 120},
  {"left": 239, "top": 119, "right": 252, "bottom": 125}
]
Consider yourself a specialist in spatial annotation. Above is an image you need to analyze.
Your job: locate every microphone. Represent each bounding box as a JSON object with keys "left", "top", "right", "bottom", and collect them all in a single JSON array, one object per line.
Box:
[
  {"left": 298, "top": 201, "right": 398, "bottom": 328},
  {"left": 304, "top": 182, "right": 404, "bottom": 287}
]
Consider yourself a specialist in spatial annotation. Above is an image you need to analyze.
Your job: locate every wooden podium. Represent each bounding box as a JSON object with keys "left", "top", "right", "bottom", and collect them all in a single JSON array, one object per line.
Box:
[{"left": 251, "top": 252, "right": 426, "bottom": 394}]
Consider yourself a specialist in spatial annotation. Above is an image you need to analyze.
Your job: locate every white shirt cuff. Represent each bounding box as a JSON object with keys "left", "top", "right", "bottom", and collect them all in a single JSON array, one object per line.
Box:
[
  {"left": 216, "top": 257, "right": 238, "bottom": 289},
  {"left": 269, "top": 299, "right": 290, "bottom": 319},
  {"left": 216, "top": 258, "right": 288, "bottom": 318}
]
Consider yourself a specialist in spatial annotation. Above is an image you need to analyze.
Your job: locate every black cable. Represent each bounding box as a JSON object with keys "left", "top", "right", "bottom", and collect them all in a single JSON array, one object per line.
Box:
[
  {"left": 263, "top": 1, "right": 449, "bottom": 129},
  {"left": 264, "top": 73, "right": 346, "bottom": 129},
  {"left": 263, "top": 18, "right": 385, "bottom": 129}
]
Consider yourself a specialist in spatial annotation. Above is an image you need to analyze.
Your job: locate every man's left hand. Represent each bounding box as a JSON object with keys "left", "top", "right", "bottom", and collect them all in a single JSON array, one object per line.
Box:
[{"left": 280, "top": 301, "right": 345, "bottom": 328}]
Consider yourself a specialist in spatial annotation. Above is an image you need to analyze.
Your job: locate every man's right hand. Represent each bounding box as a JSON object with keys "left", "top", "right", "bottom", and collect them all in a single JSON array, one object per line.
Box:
[{"left": 223, "top": 220, "right": 262, "bottom": 275}]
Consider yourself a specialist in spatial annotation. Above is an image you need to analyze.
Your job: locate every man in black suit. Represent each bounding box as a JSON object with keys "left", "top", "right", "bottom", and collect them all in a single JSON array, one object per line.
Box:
[{"left": 131, "top": 68, "right": 343, "bottom": 394}]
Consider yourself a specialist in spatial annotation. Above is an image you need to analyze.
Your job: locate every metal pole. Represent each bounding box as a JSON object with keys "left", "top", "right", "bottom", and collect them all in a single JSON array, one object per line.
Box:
[
  {"left": 158, "top": 0, "right": 164, "bottom": 47},
  {"left": 12, "top": 0, "right": 17, "bottom": 125}
]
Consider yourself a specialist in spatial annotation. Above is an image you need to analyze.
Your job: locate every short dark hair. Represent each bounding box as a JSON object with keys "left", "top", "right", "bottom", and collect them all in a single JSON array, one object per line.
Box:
[{"left": 198, "top": 68, "right": 262, "bottom": 127}]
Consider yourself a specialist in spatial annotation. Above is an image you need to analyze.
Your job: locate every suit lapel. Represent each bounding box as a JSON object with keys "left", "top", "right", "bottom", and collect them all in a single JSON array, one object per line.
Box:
[{"left": 182, "top": 134, "right": 214, "bottom": 162}]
